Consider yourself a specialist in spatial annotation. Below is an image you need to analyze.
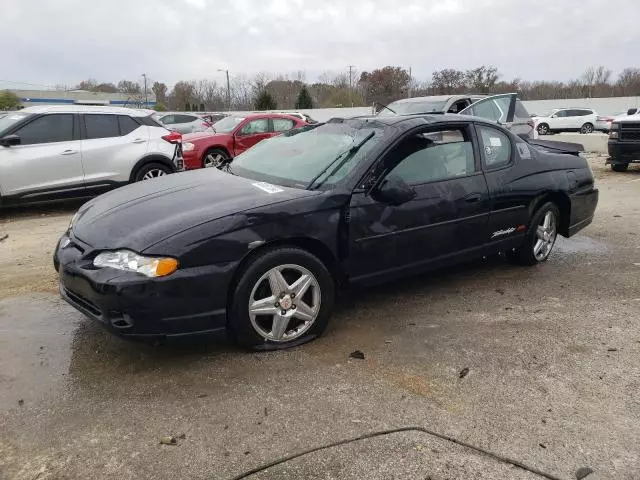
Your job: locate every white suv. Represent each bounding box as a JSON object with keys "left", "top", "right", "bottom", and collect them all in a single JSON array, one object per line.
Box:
[
  {"left": 534, "top": 108, "right": 599, "bottom": 135},
  {"left": 0, "top": 105, "right": 183, "bottom": 205}
]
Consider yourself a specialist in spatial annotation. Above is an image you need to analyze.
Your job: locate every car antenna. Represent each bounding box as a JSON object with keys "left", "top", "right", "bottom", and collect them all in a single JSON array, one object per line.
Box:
[{"left": 375, "top": 102, "right": 397, "bottom": 115}]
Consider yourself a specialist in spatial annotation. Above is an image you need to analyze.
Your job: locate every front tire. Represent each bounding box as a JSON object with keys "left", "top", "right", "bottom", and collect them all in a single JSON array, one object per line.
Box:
[
  {"left": 228, "top": 247, "right": 335, "bottom": 350},
  {"left": 134, "top": 162, "right": 172, "bottom": 182},
  {"left": 580, "top": 122, "right": 594, "bottom": 134},
  {"left": 202, "top": 148, "right": 229, "bottom": 169},
  {"left": 510, "top": 202, "right": 559, "bottom": 265},
  {"left": 611, "top": 163, "right": 629, "bottom": 172}
]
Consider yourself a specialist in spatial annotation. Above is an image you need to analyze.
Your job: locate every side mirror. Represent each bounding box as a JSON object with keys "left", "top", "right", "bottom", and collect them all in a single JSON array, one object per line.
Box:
[
  {"left": 371, "top": 174, "right": 416, "bottom": 206},
  {"left": 0, "top": 134, "right": 20, "bottom": 147},
  {"left": 627, "top": 108, "right": 637, "bottom": 115},
  {"left": 550, "top": 114, "right": 557, "bottom": 118}
]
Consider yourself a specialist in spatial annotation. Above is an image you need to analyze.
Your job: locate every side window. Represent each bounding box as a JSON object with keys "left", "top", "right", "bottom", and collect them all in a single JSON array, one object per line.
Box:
[
  {"left": 477, "top": 125, "right": 511, "bottom": 169},
  {"left": 15, "top": 114, "right": 74, "bottom": 145},
  {"left": 85, "top": 115, "right": 119, "bottom": 140},
  {"left": 160, "top": 115, "right": 174, "bottom": 124},
  {"left": 177, "top": 115, "right": 197, "bottom": 123},
  {"left": 554, "top": 110, "right": 567, "bottom": 118},
  {"left": 466, "top": 99, "right": 504, "bottom": 122},
  {"left": 118, "top": 115, "right": 140, "bottom": 135},
  {"left": 273, "top": 118, "right": 295, "bottom": 132},
  {"left": 388, "top": 128, "right": 475, "bottom": 185},
  {"left": 240, "top": 119, "right": 269, "bottom": 135}
]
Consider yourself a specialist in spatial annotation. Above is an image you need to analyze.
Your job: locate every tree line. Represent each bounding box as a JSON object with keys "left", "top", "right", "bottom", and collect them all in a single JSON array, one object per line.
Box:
[{"left": 40, "top": 65, "right": 640, "bottom": 112}]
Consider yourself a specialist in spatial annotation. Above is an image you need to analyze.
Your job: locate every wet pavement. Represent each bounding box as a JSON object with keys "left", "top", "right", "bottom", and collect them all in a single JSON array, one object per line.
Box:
[{"left": 1, "top": 158, "right": 640, "bottom": 479}]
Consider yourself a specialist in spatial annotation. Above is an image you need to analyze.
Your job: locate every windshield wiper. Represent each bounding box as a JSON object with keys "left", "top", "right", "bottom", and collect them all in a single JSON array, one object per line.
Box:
[
  {"left": 375, "top": 102, "right": 397, "bottom": 115},
  {"left": 306, "top": 131, "right": 376, "bottom": 190}
]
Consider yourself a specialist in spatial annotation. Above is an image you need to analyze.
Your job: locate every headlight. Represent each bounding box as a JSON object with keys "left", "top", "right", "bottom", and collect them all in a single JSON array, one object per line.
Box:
[
  {"left": 182, "top": 142, "right": 195, "bottom": 152},
  {"left": 93, "top": 250, "right": 178, "bottom": 277}
]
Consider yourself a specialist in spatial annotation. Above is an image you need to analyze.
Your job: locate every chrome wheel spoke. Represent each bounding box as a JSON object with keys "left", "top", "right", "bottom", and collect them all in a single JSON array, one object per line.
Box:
[
  {"left": 271, "top": 314, "right": 290, "bottom": 340},
  {"left": 293, "top": 301, "right": 314, "bottom": 322},
  {"left": 290, "top": 274, "right": 312, "bottom": 299},
  {"left": 534, "top": 240, "right": 544, "bottom": 256},
  {"left": 536, "top": 226, "right": 546, "bottom": 239},
  {"left": 268, "top": 268, "right": 289, "bottom": 295},
  {"left": 543, "top": 211, "right": 552, "bottom": 229},
  {"left": 249, "top": 296, "right": 278, "bottom": 316}
]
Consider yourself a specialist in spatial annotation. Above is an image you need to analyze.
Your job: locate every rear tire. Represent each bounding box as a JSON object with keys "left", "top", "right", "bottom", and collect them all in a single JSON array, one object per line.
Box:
[
  {"left": 580, "top": 122, "right": 594, "bottom": 134},
  {"left": 509, "top": 202, "right": 559, "bottom": 266},
  {"left": 202, "top": 148, "right": 230, "bottom": 169},
  {"left": 611, "top": 163, "right": 629, "bottom": 172},
  {"left": 228, "top": 247, "right": 335, "bottom": 350},
  {"left": 134, "top": 162, "right": 172, "bottom": 182},
  {"left": 537, "top": 123, "right": 549, "bottom": 135}
]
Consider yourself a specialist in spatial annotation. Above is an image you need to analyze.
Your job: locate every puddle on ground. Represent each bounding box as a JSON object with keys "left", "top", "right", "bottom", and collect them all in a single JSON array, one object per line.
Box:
[{"left": 554, "top": 235, "right": 608, "bottom": 255}]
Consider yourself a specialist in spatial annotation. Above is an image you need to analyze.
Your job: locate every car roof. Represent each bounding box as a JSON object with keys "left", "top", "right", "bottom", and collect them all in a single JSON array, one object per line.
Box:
[
  {"left": 19, "top": 105, "right": 154, "bottom": 117},
  {"left": 338, "top": 113, "right": 501, "bottom": 129},
  {"left": 390, "top": 94, "right": 487, "bottom": 104}
]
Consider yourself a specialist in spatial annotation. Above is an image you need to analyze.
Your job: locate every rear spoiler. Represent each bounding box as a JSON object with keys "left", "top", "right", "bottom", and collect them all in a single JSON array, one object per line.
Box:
[{"left": 525, "top": 137, "right": 585, "bottom": 154}]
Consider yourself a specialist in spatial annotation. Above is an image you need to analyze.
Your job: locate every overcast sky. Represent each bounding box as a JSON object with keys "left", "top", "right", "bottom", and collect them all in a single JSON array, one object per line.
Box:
[{"left": 2, "top": 0, "right": 638, "bottom": 89}]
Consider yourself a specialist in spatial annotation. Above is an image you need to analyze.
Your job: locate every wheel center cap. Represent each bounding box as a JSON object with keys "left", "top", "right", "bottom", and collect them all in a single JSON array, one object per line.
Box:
[{"left": 280, "top": 295, "right": 293, "bottom": 310}]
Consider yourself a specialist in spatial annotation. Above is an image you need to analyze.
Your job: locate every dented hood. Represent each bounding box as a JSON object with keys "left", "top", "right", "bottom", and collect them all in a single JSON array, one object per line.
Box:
[{"left": 71, "top": 169, "right": 316, "bottom": 251}]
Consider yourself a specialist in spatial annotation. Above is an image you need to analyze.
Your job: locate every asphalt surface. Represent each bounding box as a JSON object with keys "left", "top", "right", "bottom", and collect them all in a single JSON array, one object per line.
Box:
[{"left": 1, "top": 156, "right": 639, "bottom": 480}]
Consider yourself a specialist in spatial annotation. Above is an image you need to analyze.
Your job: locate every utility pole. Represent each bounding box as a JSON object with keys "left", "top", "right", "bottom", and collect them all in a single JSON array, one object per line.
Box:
[
  {"left": 218, "top": 69, "right": 231, "bottom": 111},
  {"left": 408, "top": 67, "right": 412, "bottom": 98},
  {"left": 347, "top": 65, "right": 355, "bottom": 107},
  {"left": 142, "top": 73, "right": 148, "bottom": 107}
]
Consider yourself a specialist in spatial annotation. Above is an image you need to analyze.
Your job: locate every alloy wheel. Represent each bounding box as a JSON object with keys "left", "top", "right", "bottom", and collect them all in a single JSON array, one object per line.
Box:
[
  {"left": 537, "top": 124, "right": 549, "bottom": 135},
  {"left": 248, "top": 264, "right": 321, "bottom": 342},
  {"left": 204, "top": 152, "right": 225, "bottom": 168},
  {"left": 142, "top": 169, "right": 167, "bottom": 180},
  {"left": 533, "top": 211, "right": 557, "bottom": 261}
]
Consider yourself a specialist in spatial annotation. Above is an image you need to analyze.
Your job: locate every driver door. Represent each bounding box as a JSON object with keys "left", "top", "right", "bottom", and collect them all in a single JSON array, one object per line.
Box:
[
  {"left": 233, "top": 117, "right": 271, "bottom": 156},
  {"left": 346, "top": 124, "right": 490, "bottom": 285}
]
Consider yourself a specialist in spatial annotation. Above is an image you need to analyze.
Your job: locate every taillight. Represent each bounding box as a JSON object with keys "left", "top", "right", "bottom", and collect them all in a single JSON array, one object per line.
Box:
[{"left": 161, "top": 131, "right": 182, "bottom": 144}]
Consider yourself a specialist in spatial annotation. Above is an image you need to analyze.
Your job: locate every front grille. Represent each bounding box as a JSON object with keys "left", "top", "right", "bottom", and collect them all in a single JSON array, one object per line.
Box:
[
  {"left": 620, "top": 122, "right": 640, "bottom": 141},
  {"left": 63, "top": 287, "right": 102, "bottom": 318},
  {"left": 620, "top": 131, "right": 640, "bottom": 141}
]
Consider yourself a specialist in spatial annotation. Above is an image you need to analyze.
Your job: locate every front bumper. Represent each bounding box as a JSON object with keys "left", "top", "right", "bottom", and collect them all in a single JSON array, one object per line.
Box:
[
  {"left": 55, "top": 234, "right": 233, "bottom": 338},
  {"left": 607, "top": 141, "right": 640, "bottom": 163}
]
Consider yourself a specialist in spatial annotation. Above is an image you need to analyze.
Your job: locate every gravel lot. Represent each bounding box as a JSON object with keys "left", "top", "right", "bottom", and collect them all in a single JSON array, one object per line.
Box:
[{"left": 1, "top": 155, "right": 639, "bottom": 480}]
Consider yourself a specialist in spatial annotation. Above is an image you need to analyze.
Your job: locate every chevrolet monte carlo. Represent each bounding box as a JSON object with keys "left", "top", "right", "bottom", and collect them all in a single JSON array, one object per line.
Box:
[{"left": 55, "top": 105, "right": 598, "bottom": 350}]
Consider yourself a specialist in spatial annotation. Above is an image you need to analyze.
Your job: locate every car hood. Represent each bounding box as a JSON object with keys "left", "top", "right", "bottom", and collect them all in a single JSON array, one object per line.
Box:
[
  {"left": 183, "top": 131, "right": 231, "bottom": 142},
  {"left": 72, "top": 169, "right": 317, "bottom": 251}
]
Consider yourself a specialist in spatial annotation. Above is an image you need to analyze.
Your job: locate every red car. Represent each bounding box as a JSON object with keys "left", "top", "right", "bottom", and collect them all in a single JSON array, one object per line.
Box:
[{"left": 182, "top": 113, "right": 306, "bottom": 169}]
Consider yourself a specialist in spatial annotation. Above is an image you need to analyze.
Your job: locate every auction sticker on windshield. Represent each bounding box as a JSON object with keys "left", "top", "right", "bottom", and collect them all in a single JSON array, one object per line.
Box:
[{"left": 252, "top": 182, "right": 284, "bottom": 194}]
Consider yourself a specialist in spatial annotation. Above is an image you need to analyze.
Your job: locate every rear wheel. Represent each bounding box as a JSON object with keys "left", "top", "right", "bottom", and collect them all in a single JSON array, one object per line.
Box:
[
  {"left": 202, "top": 148, "right": 229, "bottom": 169},
  {"left": 580, "top": 122, "right": 594, "bottom": 134},
  {"left": 537, "top": 123, "right": 549, "bottom": 135},
  {"left": 611, "top": 163, "right": 629, "bottom": 172},
  {"left": 509, "top": 202, "right": 559, "bottom": 265},
  {"left": 134, "top": 162, "right": 172, "bottom": 182},
  {"left": 228, "top": 247, "right": 335, "bottom": 350}
]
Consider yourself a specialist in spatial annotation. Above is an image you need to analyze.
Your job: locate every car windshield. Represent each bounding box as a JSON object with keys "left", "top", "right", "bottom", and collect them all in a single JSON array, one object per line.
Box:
[
  {"left": 213, "top": 116, "right": 245, "bottom": 133},
  {"left": 379, "top": 100, "right": 448, "bottom": 115},
  {"left": 0, "top": 112, "right": 31, "bottom": 135},
  {"left": 229, "top": 121, "right": 384, "bottom": 189}
]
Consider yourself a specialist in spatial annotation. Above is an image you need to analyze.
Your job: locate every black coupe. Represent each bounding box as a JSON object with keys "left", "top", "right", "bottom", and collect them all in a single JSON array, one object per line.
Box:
[{"left": 55, "top": 98, "right": 598, "bottom": 350}]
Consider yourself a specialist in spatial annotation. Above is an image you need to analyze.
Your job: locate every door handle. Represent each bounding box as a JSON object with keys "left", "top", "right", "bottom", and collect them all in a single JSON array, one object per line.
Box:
[
  {"left": 464, "top": 193, "right": 482, "bottom": 203},
  {"left": 60, "top": 149, "right": 78, "bottom": 155},
  {"left": 132, "top": 138, "right": 145, "bottom": 144}
]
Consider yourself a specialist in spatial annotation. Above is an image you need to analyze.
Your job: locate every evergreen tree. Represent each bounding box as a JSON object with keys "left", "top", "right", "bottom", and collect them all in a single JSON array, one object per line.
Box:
[
  {"left": 294, "top": 86, "right": 313, "bottom": 109},
  {"left": 254, "top": 90, "right": 277, "bottom": 110}
]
